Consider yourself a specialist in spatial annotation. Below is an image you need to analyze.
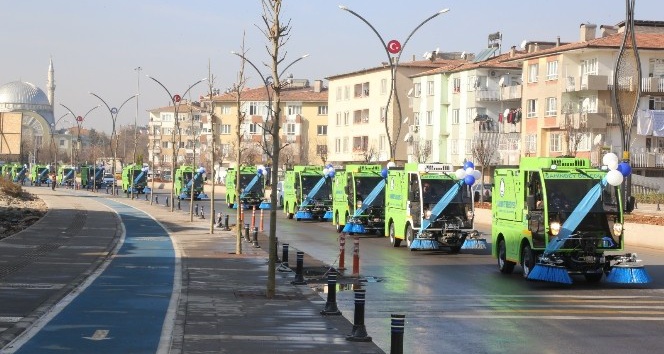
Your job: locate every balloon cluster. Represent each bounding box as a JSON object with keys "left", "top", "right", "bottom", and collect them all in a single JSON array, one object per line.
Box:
[
  {"left": 455, "top": 161, "right": 482, "bottom": 185},
  {"left": 197, "top": 167, "right": 206, "bottom": 174},
  {"left": 323, "top": 164, "right": 336, "bottom": 178},
  {"left": 142, "top": 166, "right": 150, "bottom": 173},
  {"left": 381, "top": 161, "right": 397, "bottom": 178},
  {"left": 602, "top": 153, "right": 631, "bottom": 186},
  {"left": 256, "top": 165, "right": 268, "bottom": 176}
]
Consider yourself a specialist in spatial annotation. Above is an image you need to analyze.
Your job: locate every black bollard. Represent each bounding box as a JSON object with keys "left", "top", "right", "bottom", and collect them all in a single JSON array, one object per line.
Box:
[
  {"left": 320, "top": 272, "right": 342, "bottom": 316},
  {"left": 166, "top": 196, "right": 170, "bottom": 207},
  {"left": 155, "top": 195, "right": 159, "bottom": 205},
  {"left": 106, "top": 186, "right": 109, "bottom": 194},
  {"left": 200, "top": 206, "right": 205, "bottom": 219},
  {"left": 347, "top": 288, "right": 372, "bottom": 342},
  {"left": 252, "top": 227, "right": 259, "bottom": 247},
  {"left": 390, "top": 314, "right": 406, "bottom": 354},
  {"left": 282, "top": 243, "right": 290, "bottom": 268},
  {"left": 145, "top": 193, "right": 148, "bottom": 201},
  {"left": 291, "top": 251, "right": 306, "bottom": 285},
  {"left": 244, "top": 224, "right": 250, "bottom": 242},
  {"left": 195, "top": 204, "right": 199, "bottom": 216},
  {"left": 224, "top": 214, "right": 230, "bottom": 231},
  {"left": 177, "top": 199, "right": 181, "bottom": 210}
]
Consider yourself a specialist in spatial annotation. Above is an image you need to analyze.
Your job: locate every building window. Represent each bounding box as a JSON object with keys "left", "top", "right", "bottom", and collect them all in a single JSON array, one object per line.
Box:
[
  {"left": 249, "top": 102, "right": 260, "bottom": 116},
  {"left": 413, "top": 83, "right": 422, "bottom": 97},
  {"left": 453, "top": 78, "right": 461, "bottom": 93},
  {"left": 336, "top": 112, "right": 342, "bottom": 126},
  {"left": 427, "top": 81, "right": 435, "bottom": 96},
  {"left": 343, "top": 137, "right": 349, "bottom": 153},
  {"left": 379, "top": 134, "right": 386, "bottom": 152},
  {"left": 317, "top": 125, "right": 327, "bottom": 135},
  {"left": 335, "top": 138, "right": 341, "bottom": 153},
  {"left": 344, "top": 86, "right": 350, "bottom": 100},
  {"left": 527, "top": 99, "right": 538, "bottom": 118},
  {"left": 380, "top": 106, "right": 386, "bottom": 122},
  {"left": 353, "top": 109, "right": 370, "bottom": 124},
  {"left": 545, "top": 97, "right": 557, "bottom": 116},
  {"left": 221, "top": 144, "right": 230, "bottom": 157},
  {"left": 221, "top": 124, "right": 231, "bottom": 135},
  {"left": 580, "top": 58, "right": 599, "bottom": 76},
  {"left": 573, "top": 133, "right": 591, "bottom": 152},
  {"left": 528, "top": 63, "right": 539, "bottom": 83},
  {"left": 452, "top": 109, "right": 460, "bottom": 124},
  {"left": 354, "top": 82, "right": 370, "bottom": 98},
  {"left": 353, "top": 136, "right": 369, "bottom": 152},
  {"left": 248, "top": 123, "right": 260, "bottom": 135},
  {"left": 546, "top": 61, "right": 558, "bottom": 80},
  {"left": 450, "top": 139, "right": 458, "bottom": 155},
  {"left": 287, "top": 104, "right": 302, "bottom": 115},
  {"left": 318, "top": 105, "right": 328, "bottom": 115},
  {"left": 221, "top": 105, "right": 231, "bottom": 114},
  {"left": 336, "top": 87, "right": 342, "bottom": 101},
  {"left": 344, "top": 111, "right": 350, "bottom": 126},
  {"left": 580, "top": 95, "right": 598, "bottom": 113},
  {"left": 526, "top": 134, "right": 537, "bottom": 154},
  {"left": 285, "top": 123, "right": 296, "bottom": 135},
  {"left": 426, "top": 111, "right": 433, "bottom": 125},
  {"left": 549, "top": 133, "right": 561, "bottom": 152},
  {"left": 316, "top": 144, "right": 327, "bottom": 155},
  {"left": 381, "top": 78, "right": 387, "bottom": 95},
  {"left": 467, "top": 76, "right": 477, "bottom": 91},
  {"left": 413, "top": 112, "right": 420, "bottom": 125}
]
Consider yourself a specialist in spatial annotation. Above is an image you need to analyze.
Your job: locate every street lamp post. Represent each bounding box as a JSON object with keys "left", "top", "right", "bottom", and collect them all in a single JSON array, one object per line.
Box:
[
  {"left": 60, "top": 104, "right": 100, "bottom": 188},
  {"left": 90, "top": 93, "right": 138, "bottom": 195},
  {"left": 150, "top": 125, "right": 157, "bottom": 205},
  {"left": 50, "top": 112, "right": 71, "bottom": 177},
  {"left": 132, "top": 66, "right": 142, "bottom": 200},
  {"left": 147, "top": 75, "right": 207, "bottom": 212},
  {"left": 339, "top": 5, "right": 449, "bottom": 161}
]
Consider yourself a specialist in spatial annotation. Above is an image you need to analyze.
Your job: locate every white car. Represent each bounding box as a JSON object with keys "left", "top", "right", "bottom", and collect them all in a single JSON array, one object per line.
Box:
[
  {"left": 276, "top": 181, "right": 284, "bottom": 207},
  {"left": 102, "top": 173, "right": 115, "bottom": 186}
]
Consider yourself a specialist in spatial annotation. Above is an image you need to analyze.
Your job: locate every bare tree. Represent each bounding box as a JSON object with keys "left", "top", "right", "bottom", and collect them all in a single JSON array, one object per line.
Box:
[
  {"left": 280, "top": 144, "right": 296, "bottom": 169},
  {"left": 412, "top": 139, "right": 432, "bottom": 163},
  {"left": 358, "top": 144, "right": 378, "bottom": 163},
  {"left": 471, "top": 132, "right": 499, "bottom": 202},
  {"left": 560, "top": 113, "right": 590, "bottom": 157},
  {"left": 312, "top": 138, "right": 328, "bottom": 165},
  {"left": 230, "top": 36, "right": 248, "bottom": 255}
]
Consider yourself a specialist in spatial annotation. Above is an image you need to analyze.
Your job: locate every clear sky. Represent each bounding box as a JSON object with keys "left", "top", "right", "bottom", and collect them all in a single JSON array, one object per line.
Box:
[{"left": 1, "top": 0, "right": 661, "bottom": 134}]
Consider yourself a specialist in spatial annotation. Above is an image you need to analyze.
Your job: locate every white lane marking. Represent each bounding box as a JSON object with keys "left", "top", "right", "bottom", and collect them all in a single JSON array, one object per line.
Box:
[{"left": 83, "top": 329, "right": 112, "bottom": 340}]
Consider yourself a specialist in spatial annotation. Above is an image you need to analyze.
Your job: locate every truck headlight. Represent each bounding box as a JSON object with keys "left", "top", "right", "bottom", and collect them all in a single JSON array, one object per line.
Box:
[
  {"left": 356, "top": 200, "right": 363, "bottom": 209},
  {"left": 613, "top": 223, "right": 623, "bottom": 236},
  {"left": 466, "top": 210, "right": 474, "bottom": 219},
  {"left": 425, "top": 210, "right": 432, "bottom": 219},
  {"left": 550, "top": 221, "right": 561, "bottom": 236}
]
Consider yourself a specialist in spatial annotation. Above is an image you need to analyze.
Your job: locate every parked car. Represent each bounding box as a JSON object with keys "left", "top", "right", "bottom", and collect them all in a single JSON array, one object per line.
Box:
[
  {"left": 472, "top": 183, "right": 493, "bottom": 202},
  {"left": 102, "top": 173, "right": 116, "bottom": 186}
]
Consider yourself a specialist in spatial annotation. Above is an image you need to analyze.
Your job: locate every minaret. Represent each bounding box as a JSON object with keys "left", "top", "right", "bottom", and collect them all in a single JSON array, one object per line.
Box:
[{"left": 47, "top": 57, "right": 55, "bottom": 107}]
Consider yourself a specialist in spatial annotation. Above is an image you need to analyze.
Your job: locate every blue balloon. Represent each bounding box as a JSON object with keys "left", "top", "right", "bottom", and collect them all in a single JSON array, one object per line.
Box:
[
  {"left": 617, "top": 162, "right": 632, "bottom": 177},
  {"left": 328, "top": 170, "right": 335, "bottom": 178},
  {"left": 381, "top": 168, "right": 388, "bottom": 179},
  {"left": 464, "top": 175, "right": 475, "bottom": 185},
  {"left": 464, "top": 161, "right": 475, "bottom": 170}
]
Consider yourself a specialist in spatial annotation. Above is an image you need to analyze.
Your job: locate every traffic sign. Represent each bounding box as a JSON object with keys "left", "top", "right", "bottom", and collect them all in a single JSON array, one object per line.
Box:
[
  {"left": 387, "top": 40, "right": 401, "bottom": 54},
  {"left": 173, "top": 94, "right": 181, "bottom": 103},
  {"left": 76, "top": 116, "right": 83, "bottom": 122}
]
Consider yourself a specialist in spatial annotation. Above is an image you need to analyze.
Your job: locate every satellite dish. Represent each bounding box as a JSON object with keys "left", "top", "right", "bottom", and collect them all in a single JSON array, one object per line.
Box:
[
  {"left": 404, "top": 132, "right": 412, "bottom": 142},
  {"left": 407, "top": 88, "right": 413, "bottom": 97},
  {"left": 461, "top": 51, "right": 467, "bottom": 59},
  {"left": 593, "top": 134, "right": 603, "bottom": 146},
  {"left": 520, "top": 40, "right": 528, "bottom": 49},
  {"left": 422, "top": 51, "right": 431, "bottom": 59},
  {"left": 403, "top": 116, "right": 409, "bottom": 124},
  {"left": 498, "top": 77, "right": 505, "bottom": 86}
]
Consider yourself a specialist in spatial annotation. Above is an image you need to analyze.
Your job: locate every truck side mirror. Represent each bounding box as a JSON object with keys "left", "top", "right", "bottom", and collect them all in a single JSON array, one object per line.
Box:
[
  {"left": 526, "top": 195, "right": 536, "bottom": 210},
  {"left": 625, "top": 196, "right": 635, "bottom": 213}
]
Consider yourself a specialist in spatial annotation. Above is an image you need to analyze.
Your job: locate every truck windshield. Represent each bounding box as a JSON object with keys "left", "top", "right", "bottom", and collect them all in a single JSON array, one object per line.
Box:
[
  {"left": 423, "top": 179, "right": 469, "bottom": 204},
  {"left": 240, "top": 174, "right": 264, "bottom": 194},
  {"left": 355, "top": 176, "right": 384, "bottom": 204},
  {"left": 543, "top": 179, "right": 619, "bottom": 214},
  {"left": 302, "top": 175, "right": 331, "bottom": 200}
]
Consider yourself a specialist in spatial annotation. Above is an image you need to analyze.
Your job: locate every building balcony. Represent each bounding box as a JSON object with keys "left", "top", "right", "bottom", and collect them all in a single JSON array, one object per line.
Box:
[
  {"left": 565, "top": 75, "right": 610, "bottom": 92},
  {"left": 559, "top": 112, "right": 611, "bottom": 130},
  {"left": 475, "top": 89, "right": 500, "bottom": 101},
  {"left": 500, "top": 85, "right": 522, "bottom": 101},
  {"left": 642, "top": 77, "right": 664, "bottom": 95},
  {"left": 631, "top": 152, "right": 664, "bottom": 168}
]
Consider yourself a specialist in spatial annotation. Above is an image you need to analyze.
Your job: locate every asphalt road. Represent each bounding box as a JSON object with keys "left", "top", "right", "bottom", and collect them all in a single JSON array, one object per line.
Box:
[{"left": 162, "top": 189, "right": 664, "bottom": 354}]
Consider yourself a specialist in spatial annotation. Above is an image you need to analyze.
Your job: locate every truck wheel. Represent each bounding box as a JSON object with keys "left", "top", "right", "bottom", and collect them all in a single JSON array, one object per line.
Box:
[
  {"left": 584, "top": 273, "right": 603, "bottom": 283},
  {"left": 286, "top": 203, "right": 294, "bottom": 219},
  {"left": 521, "top": 244, "right": 536, "bottom": 279},
  {"left": 405, "top": 224, "right": 414, "bottom": 250},
  {"left": 449, "top": 245, "right": 462, "bottom": 254},
  {"left": 498, "top": 239, "right": 515, "bottom": 274},
  {"left": 389, "top": 222, "right": 401, "bottom": 247},
  {"left": 335, "top": 213, "right": 343, "bottom": 233},
  {"left": 227, "top": 197, "right": 233, "bottom": 209}
]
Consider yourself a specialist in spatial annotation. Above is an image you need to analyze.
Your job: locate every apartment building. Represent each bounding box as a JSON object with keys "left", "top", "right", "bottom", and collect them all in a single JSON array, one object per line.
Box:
[
  {"left": 509, "top": 21, "right": 664, "bottom": 181},
  {"left": 326, "top": 58, "right": 461, "bottom": 164},
  {"left": 410, "top": 52, "right": 523, "bottom": 170},
  {"left": 204, "top": 79, "right": 328, "bottom": 169},
  {"left": 147, "top": 102, "right": 203, "bottom": 177}
]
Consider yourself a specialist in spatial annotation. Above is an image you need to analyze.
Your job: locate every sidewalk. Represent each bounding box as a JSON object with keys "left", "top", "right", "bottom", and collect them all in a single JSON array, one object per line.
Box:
[{"left": 1, "top": 186, "right": 383, "bottom": 354}]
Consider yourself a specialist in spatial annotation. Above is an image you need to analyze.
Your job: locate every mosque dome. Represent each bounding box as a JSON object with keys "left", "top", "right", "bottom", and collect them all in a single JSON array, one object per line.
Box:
[{"left": 0, "top": 81, "right": 51, "bottom": 109}]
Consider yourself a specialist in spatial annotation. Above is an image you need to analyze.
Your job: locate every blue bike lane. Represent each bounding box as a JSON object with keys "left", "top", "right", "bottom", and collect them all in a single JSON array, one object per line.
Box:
[{"left": 10, "top": 199, "right": 177, "bottom": 354}]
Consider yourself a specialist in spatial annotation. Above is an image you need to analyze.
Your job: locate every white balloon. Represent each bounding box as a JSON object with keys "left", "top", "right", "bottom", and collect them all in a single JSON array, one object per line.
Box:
[
  {"left": 323, "top": 167, "right": 329, "bottom": 176},
  {"left": 602, "top": 153, "right": 619, "bottom": 167},
  {"left": 607, "top": 160, "right": 619, "bottom": 171},
  {"left": 472, "top": 170, "right": 481, "bottom": 180},
  {"left": 455, "top": 168, "right": 467, "bottom": 179},
  {"left": 465, "top": 167, "right": 475, "bottom": 175},
  {"left": 606, "top": 169, "right": 624, "bottom": 186},
  {"left": 387, "top": 161, "right": 396, "bottom": 169}
]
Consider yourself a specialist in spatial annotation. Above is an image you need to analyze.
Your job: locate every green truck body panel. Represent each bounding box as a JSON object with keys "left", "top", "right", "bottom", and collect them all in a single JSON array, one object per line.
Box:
[
  {"left": 58, "top": 166, "right": 76, "bottom": 186},
  {"left": 174, "top": 165, "right": 204, "bottom": 199},
  {"left": 332, "top": 164, "right": 385, "bottom": 233},
  {"left": 80, "top": 165, "right": 103, "bottom": 188},
  {"left": 121, "top": 164, "right": 147, "bottom": 193},
  {"left": 385, "top": 163, "right": 474, "bottom": 250},
  {"left": 225, "top": 166, "right": 265, "bottom": 208},
  {"left": 491, "top": 156, "right": 626, "bottom": 276},
  {"left": 283, "top": 166, "right": 332, "bottom": 220}
]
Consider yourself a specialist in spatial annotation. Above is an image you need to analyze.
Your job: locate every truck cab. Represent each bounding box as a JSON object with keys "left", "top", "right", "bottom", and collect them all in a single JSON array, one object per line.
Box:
[
  {"left": 225, "top": 166, "right": 266, "bottom": 209},
  {"left": 283, "top": 166, "right": 333, "bottom": 221},
  {"left": 332, "top": 164, "right": 385, "bottom": 234}
]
